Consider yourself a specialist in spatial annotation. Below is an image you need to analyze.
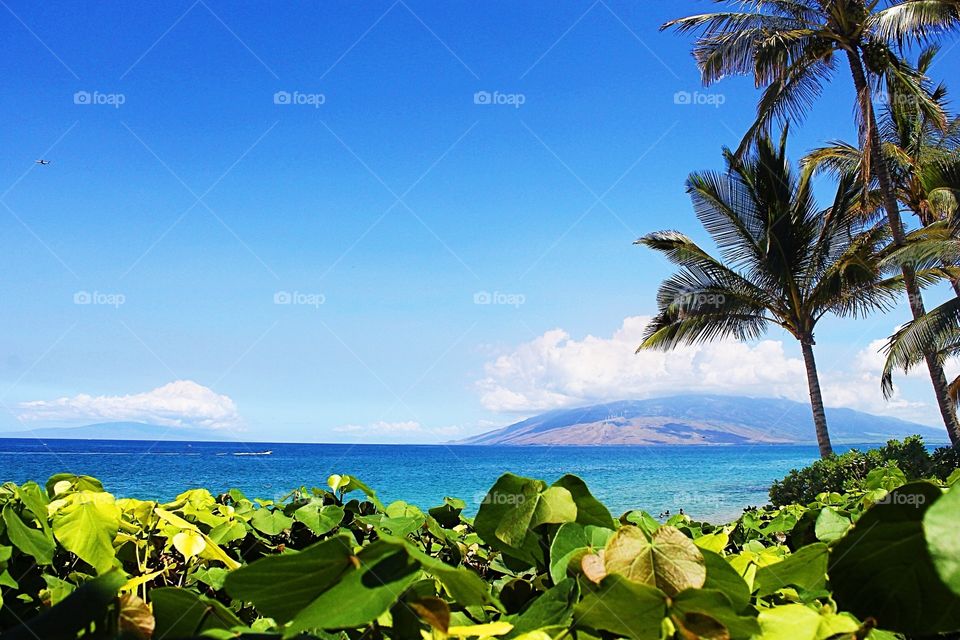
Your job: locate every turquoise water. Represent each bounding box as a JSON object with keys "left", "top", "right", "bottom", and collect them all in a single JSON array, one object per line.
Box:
[{"left": 0, "top": 439, "right": 837, "bottom": 522}]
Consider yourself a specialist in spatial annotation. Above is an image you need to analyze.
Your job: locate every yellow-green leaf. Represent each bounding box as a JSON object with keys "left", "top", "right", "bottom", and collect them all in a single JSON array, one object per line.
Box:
[
  {"left": 446, "top": 621, "right": 514, "bottom": 637},
  {"left": 173, "top": 530, "right": 206, "bottom": 559}
]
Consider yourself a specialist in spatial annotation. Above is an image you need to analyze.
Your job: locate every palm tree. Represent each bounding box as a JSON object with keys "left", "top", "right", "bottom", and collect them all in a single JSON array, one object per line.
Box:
[
  {"left": 881, "top": 177, "right": 960, "bottom": 439},
  {"left": 637, "top": 133, "right": 900, "bottom": 458},
  {"left": 804, "top": 46, "right": 960, "bottom": 295},
  {"left": 663, "top": 0, "right": 960, "bottom": 443},
  {"left": 802, "top": 52, "right": 960, "bottom": 443}
]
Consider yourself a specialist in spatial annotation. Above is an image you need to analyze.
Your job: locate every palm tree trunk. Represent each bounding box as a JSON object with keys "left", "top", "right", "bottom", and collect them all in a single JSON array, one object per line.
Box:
[
  {"left": 847, "top": 50, "right": 960, "bottom": 447},
  {"left": 800, "top": 339, "right": 833, "bottom": 458}
]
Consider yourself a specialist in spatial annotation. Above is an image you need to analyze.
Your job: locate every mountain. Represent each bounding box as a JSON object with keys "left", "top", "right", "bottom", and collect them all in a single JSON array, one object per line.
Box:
[
  {"left": 0, "top": 422, "right": 234, "bottom": 442},
  {"left": 458, "top": 395, "right": 949, "bottom": 446}
]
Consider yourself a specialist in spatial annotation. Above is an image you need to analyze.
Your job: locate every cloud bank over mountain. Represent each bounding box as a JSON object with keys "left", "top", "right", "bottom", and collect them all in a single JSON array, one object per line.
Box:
[{"left": 477, "top": 316, "right": 934, "bottom": 424}]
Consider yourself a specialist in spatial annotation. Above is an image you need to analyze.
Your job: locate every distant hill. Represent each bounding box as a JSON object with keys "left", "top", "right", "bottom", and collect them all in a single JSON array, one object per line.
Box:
[
  {"left": 0, "top": 422, "right": 233, "bottom": 442},
  {"left": 458, "top": 395, "right": 949, "bottom": 446}
]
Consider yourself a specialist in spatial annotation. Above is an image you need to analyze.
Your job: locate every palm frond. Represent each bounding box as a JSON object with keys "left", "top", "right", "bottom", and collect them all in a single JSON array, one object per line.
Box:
[
  {"left": 639, "top": 309, "right": 773, "bottom": 351},
  {"left": 881, "top": 222, "right": 960, "bottom": 270},
  {"left": 735, "top": 56, "right": 834, "bottom": 156},
  {"left": 882, "top": 53, "right": 947, "bottom": 130},
  {"left": 662, "top": 11, "right": 804, "bottom": 37},
  {"left": 802, "top": 142, "right": 864, "bottom": 178},
  {"left": 809, "top": 223, "right": 899, "bottom": 318},
  {"left": 882, "top": 297, "right": 960, "bottom": 398},
  {"left": 870, "top": 1, "right": 960, "bottom": 44},
  {"left": 685, "top": 170, "right": 768, "bottom": 274}
]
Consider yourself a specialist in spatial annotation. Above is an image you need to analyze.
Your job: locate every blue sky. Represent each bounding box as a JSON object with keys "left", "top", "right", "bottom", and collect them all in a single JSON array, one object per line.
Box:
[{"left": 2, "top": 0, "right": 959, "bottom": 443}]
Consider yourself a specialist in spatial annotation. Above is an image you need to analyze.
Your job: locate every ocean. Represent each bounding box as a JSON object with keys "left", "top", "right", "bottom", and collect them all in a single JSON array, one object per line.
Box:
[{"left": 0, "top": 439, "right": 841, "bottom": 522}]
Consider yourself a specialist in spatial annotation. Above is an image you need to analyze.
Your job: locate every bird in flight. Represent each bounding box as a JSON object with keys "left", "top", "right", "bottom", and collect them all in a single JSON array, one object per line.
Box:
[{"left": 35, "top": 159, "right": 51, "bottom": 165}]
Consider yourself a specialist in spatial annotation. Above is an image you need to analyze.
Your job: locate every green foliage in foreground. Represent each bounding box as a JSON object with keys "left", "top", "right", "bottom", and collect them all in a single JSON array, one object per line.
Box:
[
  {"left": 770, "top": 436, "right": 960, "bottom": 506},
  {"left": 0, "top": 469, "right": 959, "bottom": 640}
]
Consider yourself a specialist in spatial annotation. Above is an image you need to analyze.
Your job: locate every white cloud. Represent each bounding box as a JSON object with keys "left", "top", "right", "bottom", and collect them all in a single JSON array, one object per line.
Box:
[
  {"left": 477, "top": 316, "right": 938, "bottom": 424},
  {"left": 332, "top": 420, "right": 463, "bottom": 443},
  {"left": 17, "top": 380, "right": 241, "bottom": 430},
  {"left": 334, "top": 420, "right": 423, "bottom": 434}
]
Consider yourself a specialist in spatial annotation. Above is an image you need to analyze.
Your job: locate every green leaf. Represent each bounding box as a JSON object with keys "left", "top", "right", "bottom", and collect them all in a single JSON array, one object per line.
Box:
[
  {"left": 225, "top": 533, "right": 355, "bottom": 623},
  {"left": 3, "top": 504, "right": 55, "bottom": 565},
  {"left": 574, "top": 574, "right": 667, "bottom": 640},
  {"left": 623, "top": 510, "right": 660, "bottom": 537},
  {"left": 328, "top": 474, "right": 350, "bottom": 492},
  {"left": 548, "top": 523, "right": 612, "bottom": 585},
  {"left": 551, "top": 475, "right": 614, "bottom": 528},
  {"left": 286, "top": 541, "right": 420, "bottom": 634},
  {"left": 700, "top": 549, "right": 751, "bottom": 612},
  {"left": 508, "top": 578, "right": 578, "bottom": 638},
  {"left": 755, "top": 543, "right": 828, "bottom": 597},
  {"left": 41, "top": 574, "right": 76, "bottom": 605},
  {"left": 250, "top": 508, "right": 294, "bottom": 535},
  {"left": 946, "top": 468, "right": 960, "bottom": 487},
  {"left": 830, "top": 481, "right": 960, "bottom": 635},
  {"left": 192, "top": 566, "right": 229, "bottom": 590},
  {"left": 670, "top": 588, "right": 759, "bottom": 640},
  {"left": 398, "top": 537, "right": 502, "bottom": 609},
  {"left": 925, "top": 483, "right": 960, "bottom": 597},
  {"left": 294, "top": 502, "right": 344, "bottom": 536},
  {"left": 530, "top": 486, "right": 577, "bottom": 529},
  {"left": 356, "top": 512, "right": 424, "bottom": 537},
  {"left": 51, "top": 491, "right": 121, "bottom": 573},
  {"left": 864, "top": 465, "right": 907, "bottom": 491},
  {"left": 693, "top": 530, "right": 728, "bottom": 553},
  {"left": 208, "top": 520, "right": 247, "bottom": 545},
  {"left": 0, "top": 570, "right": 125, "bottom": 640},
  {"left": 429, "top": 497, "right": 465, "bottom": 529},
  {"left": 603, "top": 525, "right": 706, "bottom": 596},
  {"left": 334, "top": 475, "right": 384, "bottom": 510},
  {"left": 227, "top": 534, "right": 419, "bottom": 633},
  {"left": 17, "top": 482, "right": 50, "bottom": 527},
  {"left": 814, "top": 507, "right": 850, "bottom": 543},
  {"left": 151, "top": 587, "right": 244, "bottom": 638},
  {"left": 173, "top": 530, "right": 206, "bottom": 559},
  {"left": 487, "top": 476, "right": 542, "bottom": 549},
  {"left": 45, "top": 473, "right": 104, "bottom": 497},
  {"left": 475, "top": 474, "right": 573, "bottom": 566},
  {"left": 759, "top": 605, "right": 815, "bottom": 639}
]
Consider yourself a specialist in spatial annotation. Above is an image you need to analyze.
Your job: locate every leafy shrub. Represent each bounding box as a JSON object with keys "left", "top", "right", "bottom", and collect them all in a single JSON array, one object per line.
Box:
[
  {"left": 769, "top": 436, "right": 958, "bottom": 506},
  {"left": 933, "top": 444, "right": 960, "bottom": 479},
  {"left": 0, "top": 469, "right": 958, "bottom": 639}
]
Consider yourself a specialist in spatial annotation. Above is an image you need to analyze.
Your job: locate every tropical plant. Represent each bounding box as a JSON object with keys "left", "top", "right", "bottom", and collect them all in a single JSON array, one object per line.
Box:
[
  {"left": 768, "top": 434, "right": 957, "bottom": 504},
  {"left": 663, "top": 0, "right": 960, "bottom": 444},
  {"left": 1, "top": 469, "right": 960, "bottom": 639},
  {"left": 636, "top": 132, "right": 898, "bottom": 458}
]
